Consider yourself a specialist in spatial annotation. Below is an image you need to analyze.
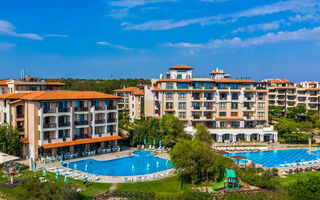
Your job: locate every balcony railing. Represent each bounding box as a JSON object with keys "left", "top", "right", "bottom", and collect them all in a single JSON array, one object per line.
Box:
[
  {"left": 74, "top": 107, "right": 88, "bottom": 112},
  {"left": 58, "top": 107, "right": 70, "bottom": 113},
  {"left": 18, "top": 127, "right": 24, "bottom": 132},
  {"left": 192, "top": 106, "right": 200, "bottom": 110},
  {"left": 95, "top": 106, "right": 105, "bottom": 111},
  {"left": 107, "top": 118, "right": 116, "bottom": 123},
  {"left": 43, "top": 108, "right": 56, "bottom": 113},
  {"left": 95, "top": 119, "right": 106, "bottom": 124},
  {"left": 58, "top": 122, "right": 71, "bottom": 127},
  {"left": 17, "top": 114, "right": 24, "bottom": 118},
  {"left": 74, "top": 134, "right": 91, "bottom": 140},
  {"left": 107, "top": 105, "right": 117, "bottom": 110},
  {"left": 74, "top": 120, "right": 89, "bottom": 126},
  {"left": 43, "top": 123, "right": 57, "bottom": 129}
]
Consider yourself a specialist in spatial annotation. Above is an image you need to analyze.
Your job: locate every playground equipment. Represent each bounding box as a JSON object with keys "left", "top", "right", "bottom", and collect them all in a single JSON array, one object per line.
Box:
[
  {"left": 212, "top": 169, "right": 250, "bottom": 191},
  {"left": 2, "top": 162, "right": 22, "bottom": 184}
]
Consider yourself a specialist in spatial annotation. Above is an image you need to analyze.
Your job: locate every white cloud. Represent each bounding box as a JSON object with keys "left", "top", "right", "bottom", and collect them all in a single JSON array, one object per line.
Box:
[
  {"left": 44, "top": 34, "right": 69, "bottom": 38},
  {"left": 96, "top": 41, "right": 133, "bottom": 50},
  {"left": 166, "top": 26, "right": 320, "bottom": 50},
  {"left": 0, "top": 42, "right": 16, "bottom": 50},
  {"left": 289, "top": 13, "right": 320, "bottom": 22},
  {"left": 0, "top": 19, "right": 43, "bottom": 40},
  {"left": 232, "top": 20, "right": 283, "bottom": 34},
  {"left": 122, "top": 0, "right": 320, "bottom": 30}
]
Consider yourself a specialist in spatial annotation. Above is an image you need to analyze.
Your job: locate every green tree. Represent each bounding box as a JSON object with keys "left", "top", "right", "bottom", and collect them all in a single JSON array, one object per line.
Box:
[
  {"left": 286, "top": 104, "right": 307, "bottom": 121},
  {"left": 287, "top": 174, "right": 320, "bottom": 200},
  {"left": 269, "top": 106, "right": 284, "bottom": 117},
  {"left": 299, "top": 121, "right": 313, "bottom": 133},
  {"left": 194, "top": 123, "right": 213, "bottom": 146},
  {"left": 0, "top": 124, "right": 21, "bottom": 155},
  {"left": 159, "top": 114, "right": 185, "bottom": 147}
]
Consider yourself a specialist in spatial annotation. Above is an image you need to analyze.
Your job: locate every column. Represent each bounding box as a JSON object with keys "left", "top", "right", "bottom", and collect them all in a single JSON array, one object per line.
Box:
[
  {"left": 246, "top": 134, "right": 250, "bottom": 142},
  {"left": 260, "top": 134, "right": 264, "bottom": 142},
  {"left": 232, "top": 134, "right": 236, "bottom": 142},
  {"left": 217, "top": 134, "right": 222, "bottom": 142},
  {"left": 274, "top": 133, "right": 278, "bottom": 142}
]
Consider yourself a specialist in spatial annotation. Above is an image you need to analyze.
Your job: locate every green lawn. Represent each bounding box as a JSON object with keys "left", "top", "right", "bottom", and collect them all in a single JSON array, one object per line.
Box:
[
  {"left": 116, "top": 176, "right": 190, "bottom": 194},
  {"left": 277, "top": 171, "right": 320, "bottom": 187},
  {"left": 0, "top": 169, "right": 112, "bottom": 200}
]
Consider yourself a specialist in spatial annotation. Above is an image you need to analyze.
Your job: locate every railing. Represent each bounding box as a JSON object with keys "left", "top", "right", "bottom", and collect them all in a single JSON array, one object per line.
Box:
[
  {"left": 95, "top": 119, "right": 106, "bottom": 124},
  {"left": 107, "top": 118, "right": 116, "bottom": 123},
  {"left": 192, "top": 106, "right": 200, "bottom": 110},
  {"left": 18, "top": 127, "right": 24, "bottom": 132},
  {"left": 17, "top": 114, "right": 24, "bottom": 118},
  {"left": 43, "top": 108, "right": 56, "bottom": 113},
  {"left": 74, "top": 121, "right": 89, "bottom": 126},
  {"left": 58, "top": 107, "right": 70, "bottom": 113},
  {"left": 74, "top": 107, "right": 88, "bottom": 112},
  {"left": 95, "top": 106, "right": 105, "bottom": 111},
  {"left": 192, "top": 116, "right": 200, "bottom": 119},
  {"left": 43, "top": 123, "right": 57, "bottom": 129},
  {"left": 59, "top": 122, "right": 71, "bottom": 127},
  {"left": 192, "top": 96, "right": 200, "bottom": 100},
  {"left": 107, "top": 105, "right": 117, "bottom": 110},
  {"left": 74, "top": 134, "right": 91, "bottom": 140}
]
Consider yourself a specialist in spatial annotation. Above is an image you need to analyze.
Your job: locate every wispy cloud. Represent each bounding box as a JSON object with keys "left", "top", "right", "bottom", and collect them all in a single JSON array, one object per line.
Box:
[
  {"left": 122, "top": 0, "right": 320, "bottom": 30},
  {"left": 44, "top": 34, "right": 69, "bottom": 38},
  {"left": 96, "top": 41, "right": 133, "bottom": 50},
  {"left": 232, "top": 20, "right": 284, "bottom": 34},
  {"left": 165, "top": 26, "right": 320, "bottom": 50},
  {"left": 0, "top": 19, "right": 43, "bottom": 40},
  {"left": 0, "top": 42, "right": 16, "bottom": 50}
]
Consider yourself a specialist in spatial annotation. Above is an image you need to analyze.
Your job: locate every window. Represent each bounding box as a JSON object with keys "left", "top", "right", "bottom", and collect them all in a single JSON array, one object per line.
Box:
[
  {"left": 166, "top": 93, "right": 173, "bottom": 100},
  {"left": 192, "top": 102, "right": 200, "bottom": 109},
  {"left": 177, "top": 83, "right": 188, "bottom": 89},
  {"left": 231, "top": 112, "right": 238, "bottom": 117},
  {"left": 220, "top": 93, "right": 227, "bottom": 100},
  {"left": 258, "top": 112, "right": 265, "bottom": 119},
  {"left": 204, "top": 102, "right": 212, "bottom": 109},
  {"left": 192, "top": 92, "right": 200, "bottom": 99},
  {"left": 194, "top": 83, "right": 200, "bottom": 89},
  {"left": 178, "top": 112, "right": 186, "bottom": 119},
  {"left": 219, "top": 112, "right": 226, "bottom": 116},
  {"left": 258, "top": 93, "right": 265, "bottom": 100},
  {"left": 230, "top": 84, "right": 238, "bottom": 89},
  {"left": 178, "top": 102, "right": 186, "bottom": 110},
  {"left": 204, "top": 92, "right": 212, "bottom": 100},
  {"left": 132, "top": 104, "right": 134, "bottom": 108},
  {"left": 192, "top": 112, "right": 200, "bottom": 118},
  {"left": 231, "top": 93, "right": 239, "bottom": 100},
  {"left": 244, "top": 102, "right": 250, "bottom": 108},
  {"left": 244, "top": 92, "right": 250, "bottom": 98},
  {"left": 218, "top": 83, "right": 226, "bottom": 89},
  {"left": 258, "top": 102, "right": 265, "bottom": 109},
  {"left": 177, "top": 74, "right": 182, "bottom": 79},
  {"left": 204, "top": 83, "right": 212, "bottom": 89},
  {"left": 231, "top": 102, "right": 238, "bottom": 109},
  {"left": 219, "top": 102, "right": 227, "bottom": 110},
  {"left": 166, "top": 83, "right": 174, "bottom": 89},
  {"left": 178, "top": 93, "right": 186, "bottom": 100},
  {"left": 245, "top": 84, "right": 251, "bottom": 89},
  {"left": 166, "top": 102, "right": 174, "bottom": 109}
]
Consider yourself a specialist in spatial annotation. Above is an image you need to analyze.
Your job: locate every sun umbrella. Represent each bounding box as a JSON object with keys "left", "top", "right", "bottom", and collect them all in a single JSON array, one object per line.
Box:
[
  {"left": 33, "top": 162, "right": 36, "bottom": 172},
  {"left": 153, "top": 139, "right": 156, "bottom": 146},
  {"left": 64, "top": 173, "right": 69, "bottom": 182},
  {"left": 74, "top": 163, "right": 78, "bottom": 170},
  {"left": 60, "top": 158, "right": 63, "bottom": 166},
  {"left": 56, "top": 171, "right": 59, "bottom": 180},
  {"left": 144, "top": 138, "right": 146, "bottom": 145},
  {"left": 49, "top": 156, "right": 53, "bottom": 164},
  {"left": 159, "top": 140, "right": 162, "bottom": 147},
  {"left": 67, "top": 160, "right": 70, "bottom": 168},
  {"left": 43, "top": 168, "right": 47, "bottom": 177}
]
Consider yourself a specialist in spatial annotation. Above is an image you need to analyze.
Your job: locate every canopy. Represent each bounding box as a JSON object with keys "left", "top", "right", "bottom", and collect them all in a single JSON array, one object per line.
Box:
[{"left": 0, "top": 152, "right": 19, "bottom": 164}]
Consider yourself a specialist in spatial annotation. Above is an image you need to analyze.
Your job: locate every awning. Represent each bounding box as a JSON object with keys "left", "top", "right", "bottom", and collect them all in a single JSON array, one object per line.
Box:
[
  {"left": 0, "top": 152, "right": 20, "bottom": 164},
  {"left": 42, "top": 135, "right": 122, "bottom": 149}
]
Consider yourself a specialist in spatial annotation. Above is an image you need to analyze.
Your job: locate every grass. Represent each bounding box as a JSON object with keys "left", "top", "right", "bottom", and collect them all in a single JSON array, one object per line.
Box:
[
  {"left": 277, "top": 171, "right": 320, "bottom": 187},
  {"left": 0, "top": 168, "right": 112, "bottom": 200},
  {"left": 116, "top": 176, "right": 190, "bottom": 194}
]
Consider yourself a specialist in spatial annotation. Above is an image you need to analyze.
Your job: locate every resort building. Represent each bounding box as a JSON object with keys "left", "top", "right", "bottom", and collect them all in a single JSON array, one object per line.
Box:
[
  {"left": 0, "top": 91, "right": 121, "bottom": 159},
  {"left": 264, "top": 79, "right": 320, "bottom": 112},
  {"left": 145, "top": 65, "right": 278, "bottom": 142},
  {"left": 113, "top": 86, "right": 144, "bottom": 122}
]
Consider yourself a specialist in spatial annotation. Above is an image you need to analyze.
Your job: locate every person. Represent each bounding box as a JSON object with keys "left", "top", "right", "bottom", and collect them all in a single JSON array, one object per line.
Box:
[{"left": 83, "top": 176, "right": 87, "bottom": 189}]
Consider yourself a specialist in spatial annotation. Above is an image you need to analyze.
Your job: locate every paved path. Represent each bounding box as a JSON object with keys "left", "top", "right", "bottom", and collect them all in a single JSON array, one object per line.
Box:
[{"left": 109, "top": 183, "right": 118, "bottom": 191}]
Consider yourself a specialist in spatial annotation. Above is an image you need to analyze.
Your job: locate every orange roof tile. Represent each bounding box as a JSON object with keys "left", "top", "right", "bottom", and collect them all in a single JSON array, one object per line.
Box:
[
  {"left": 216, "top": 117, "right": 244, "bottom": 121},
  {"left": 169, "top": 65, "right": 194, "bottom": 70},
  {"left": 256, "top": 119, "right": 267, "bottom": 121},
  {"left": 275, "top": 87, "right": 296, "bottom": 90},
  {"left": 0, "top": 93, "right": 28, "bottom": 99},
  {"left": 46, "top": 82, "right": 65, "bottom": 86},
  {"left": 210, "top": 71, "right": 225, "bottom": 75},
  {"left": 113, "top": 87, "right": 144, "bottom": 95},
  {"left": 165, "top": 109, "right": 175, "bottom": 112},
  {"left": 244, "top": 90, "right": 256, "bottom": 92},
  {"left": 151, "top": 88, "right": 190, "bottom": 92},
  {"left": 20, "top": 91, "right": 120, "bottom": 101},
  {"left": 155, "top": 116, "right": 161, "bottom": 120},
  {"left": 0, "top": 80, "right": 8, "bottom": 86},
  {"left": 306, "top": 88, "right": 320, "bottom": 91},
  {"left": 8, "top": 100, "right": 23, "bottom": 104},
  {"left": 262, "top": 79, "right": 290, "bottom": 84},
  {"left": 20, "top": 137, "right": 29, "bottom": 144},
  {"left": 42, "top": 135, "right": 122, "bottom": 149},
  {"left": 214, "top": 79, "right": 255, "bottom": 83}
]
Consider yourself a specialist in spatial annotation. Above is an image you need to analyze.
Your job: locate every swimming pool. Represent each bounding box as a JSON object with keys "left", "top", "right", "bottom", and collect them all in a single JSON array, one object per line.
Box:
[
  {"left": 63, "top": 150, "right": 173, "bottom": 176},
  {"left": 226, "top": 149, "right": 320, "bottom": 167}
]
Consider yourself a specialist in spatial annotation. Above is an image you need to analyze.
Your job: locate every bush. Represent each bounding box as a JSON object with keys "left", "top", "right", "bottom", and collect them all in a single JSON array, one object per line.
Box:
[{"left": 287, "top": 174, "right": 320, "bottom": 200}]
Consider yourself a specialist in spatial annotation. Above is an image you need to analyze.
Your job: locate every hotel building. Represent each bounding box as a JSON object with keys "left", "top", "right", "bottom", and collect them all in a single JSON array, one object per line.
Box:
[
  {"left": 113, "top": 86, "right": 144, "bottom": 122},
  {"left": 264, "top": 79, "right": 320, "bottom": 112},
  {"left": 0, "top": 91, "right": 121, "bottom": 159},
  {"left": 144, "top": 65, "right": 278, "bottom": 142}
]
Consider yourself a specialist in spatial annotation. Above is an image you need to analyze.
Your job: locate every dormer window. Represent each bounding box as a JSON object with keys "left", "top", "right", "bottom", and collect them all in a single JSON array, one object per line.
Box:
[{"left": 177, "top": 74, "right": 182, "bottom": 79}]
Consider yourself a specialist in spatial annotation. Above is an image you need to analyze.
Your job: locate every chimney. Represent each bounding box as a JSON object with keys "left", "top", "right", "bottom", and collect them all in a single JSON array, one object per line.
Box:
[{"left": 160, "top": 73, "right": 163, "bottom": 79}]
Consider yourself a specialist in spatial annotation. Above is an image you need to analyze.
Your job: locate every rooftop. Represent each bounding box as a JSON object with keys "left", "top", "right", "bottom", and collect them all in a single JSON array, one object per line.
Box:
[{"left": 169, "top": 65, "right": 194, "bottom": 70}]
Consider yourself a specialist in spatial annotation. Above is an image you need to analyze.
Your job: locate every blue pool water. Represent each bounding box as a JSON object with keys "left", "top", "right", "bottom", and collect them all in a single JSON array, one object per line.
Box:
[
  {"left": 63, "top": 150, "right": 173, "bottom": 176},
  {"left": 226, "top": 149, "right": 320, "bottom": 167}
]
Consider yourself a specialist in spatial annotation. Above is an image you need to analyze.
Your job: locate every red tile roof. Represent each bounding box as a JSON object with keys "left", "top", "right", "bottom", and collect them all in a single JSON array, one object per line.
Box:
[
  {"left": 216, "top": 117, "right": 244, "bottom": 120},
  {"left": 169, "top": 65, "right": 194, "bottom": 70},
  {"left": 42, "top": 135, "right": 122, "bottom": 149},
  {"left": 46, "top": 82, "right": 65, "bottom": 86},
  {"left": 262, "top": 79, "right": 290, "bottom": 84},
  {"left": 156, "top": 79, "right": 191, "bottom": 83},
  {"left": 20, "top": 91, "right": 120, "bottom": 100},
  {"left": 214, "top": 79, "right": 255, "bottom": 83},
  {"left": 0, "top": 93, "right": 28, "bottom": 99},
  {"left": 113, "top": 87, "right": 144, "bottom": 95},
  {"left": 0, "top": 80, "right": 8, "bottom": 86}
]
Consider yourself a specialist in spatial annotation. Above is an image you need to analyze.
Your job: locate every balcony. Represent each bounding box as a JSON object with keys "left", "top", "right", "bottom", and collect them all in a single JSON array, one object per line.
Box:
[
  {"left": 107, "top": 118, "right": 117, "bottom": 123},
  {"left": 74, "top": 134, "right": 91, "bottom": 140},
  {"left": 74, "top": 120, "right": 89, "bottom": 126},
  {"left": 192, "top": 96, "right": 201, "bottom": 100},
  {"left": 43, "top": 123, "right": 57, "bottom": 129},
  {"left": 74, "top": 107, "right": 88, "bottom": 112},
  {"left": 191, "top": 106, "right": 200, "bottom": 110},
  {"left": 107, "top": 105, "right": 117, "bottom": 110},
  {"left": 16, "top": 114, "right": 24, "bottom": 118},
  {"left": 58, "top": 107, "right": 70, "bottom": 113},
  {"left": 18, "top": 127, "right": 24, "bottom": 132},
  {"left": 95, "top": 119, "right": 106, "bottom": 124},
  {"left": 95, "top": 106, "right": 105, "bottom": 111},
  {"left": 243, "top": 107, "right": 255, "bottom": 112},
  {"left": 43, "top": 108, "right": 56, "bottom": 114},
  {"left": 58, "top": 122, "right": 71, "bottom": 127}
]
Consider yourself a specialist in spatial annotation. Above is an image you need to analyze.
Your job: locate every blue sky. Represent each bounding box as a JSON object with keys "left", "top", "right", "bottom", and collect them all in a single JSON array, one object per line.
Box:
[{"left": 1, "top": 0, "right": 320, "bottom": 81}]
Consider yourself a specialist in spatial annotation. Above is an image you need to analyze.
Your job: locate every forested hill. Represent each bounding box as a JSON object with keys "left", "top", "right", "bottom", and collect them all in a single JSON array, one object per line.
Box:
[{"left": 45, "top": 78, "right": 150, "bottom": 94}]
